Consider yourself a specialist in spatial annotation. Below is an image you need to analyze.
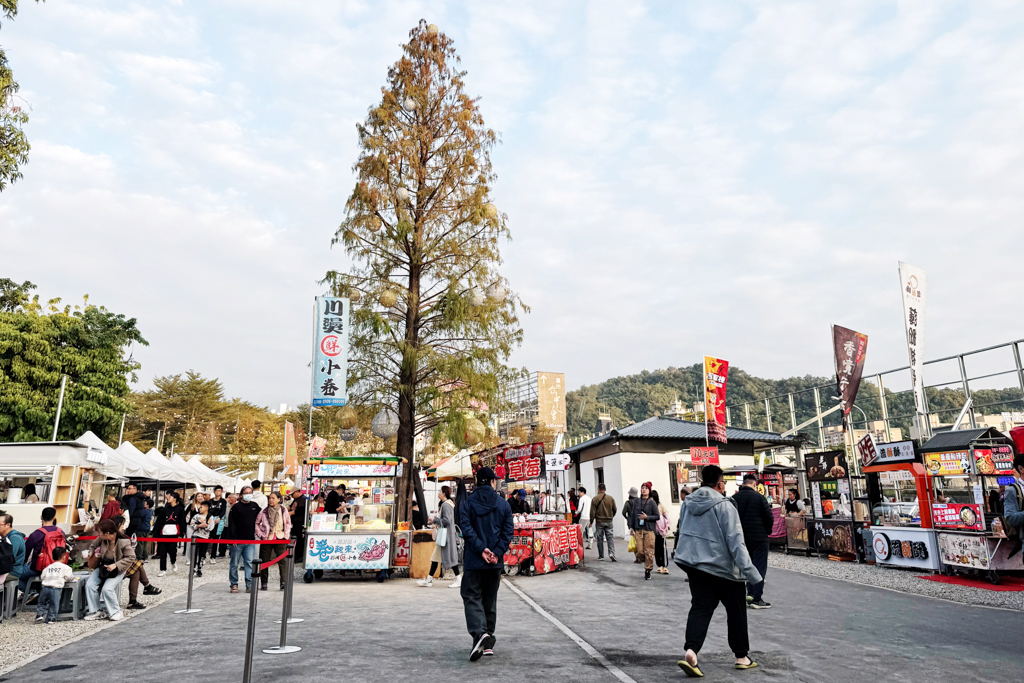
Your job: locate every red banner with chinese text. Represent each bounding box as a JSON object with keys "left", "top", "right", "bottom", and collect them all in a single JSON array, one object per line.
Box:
[{"left": 704, "top": 356, "right": 729, "bottom": 444}]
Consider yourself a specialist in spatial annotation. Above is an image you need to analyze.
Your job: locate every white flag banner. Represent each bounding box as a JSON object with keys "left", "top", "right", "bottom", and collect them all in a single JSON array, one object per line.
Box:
[{"left": 898, "top": 262, "right": 927, "bottom": 414}]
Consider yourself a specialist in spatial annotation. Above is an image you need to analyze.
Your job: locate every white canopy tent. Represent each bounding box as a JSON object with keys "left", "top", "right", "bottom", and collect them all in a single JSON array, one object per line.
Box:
[
  {"left": 185, "top": 456, "right": 237, "bottom": 490},
  {"left": 76, "top": 431, "right": 144, "bottom": 480},
  {"left": 435, "top": 449, "right": 474, "bottom": 480},
  {"left": 114, "top": 441, "right": 166, "bottom": 480},
  {"left": 145, "top": 449, "right": 197, "bottom": 483}
]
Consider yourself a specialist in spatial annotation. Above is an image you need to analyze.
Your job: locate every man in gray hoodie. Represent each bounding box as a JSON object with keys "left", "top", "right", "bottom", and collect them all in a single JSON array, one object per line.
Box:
[{"left": 673, "top": 465, "right": 761, "bottom": 677}]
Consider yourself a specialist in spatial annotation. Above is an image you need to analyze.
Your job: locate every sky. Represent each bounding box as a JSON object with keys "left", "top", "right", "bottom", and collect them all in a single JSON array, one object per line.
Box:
[{"left": 3, "top": 0, "right": 1024, "bottom": 408}]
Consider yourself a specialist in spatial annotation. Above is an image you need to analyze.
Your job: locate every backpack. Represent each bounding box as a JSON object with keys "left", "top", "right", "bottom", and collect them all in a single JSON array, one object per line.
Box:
[
  {"left": 0, "top": 536, "right": 14, "bottom": 575},
  {"left": 34, "top": 528, "right": 67, "bottom": 572}
]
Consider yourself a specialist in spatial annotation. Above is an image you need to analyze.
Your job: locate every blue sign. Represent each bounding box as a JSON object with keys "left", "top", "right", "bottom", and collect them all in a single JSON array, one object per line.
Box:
[
  {"left": 311, "top": 297, "right": 349, "bottom": 407},
  {"left": 998, "top": 476, "right": 1016, "bottom": 486}
]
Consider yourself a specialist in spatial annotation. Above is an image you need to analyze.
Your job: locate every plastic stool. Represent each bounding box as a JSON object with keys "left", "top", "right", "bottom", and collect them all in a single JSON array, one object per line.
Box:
[
  {"left": 1, "top": 580, "right": 17, "bottom": 622},
  {"left": 18, "top": 577, "right": 42, "bottom": 615}
]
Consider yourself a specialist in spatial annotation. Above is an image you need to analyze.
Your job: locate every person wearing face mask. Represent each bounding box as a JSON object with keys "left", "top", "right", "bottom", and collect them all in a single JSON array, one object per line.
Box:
[
  {"left": 228, "top": 486, "right": 262, "bottom": 594},
  {"left": 673, "top": 465, "right": 762, "bottom": 678}
]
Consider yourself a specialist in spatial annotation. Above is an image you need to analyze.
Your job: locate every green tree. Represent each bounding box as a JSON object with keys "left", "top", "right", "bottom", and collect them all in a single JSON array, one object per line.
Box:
[
  {"left": 0, "top": 286, "right": 147, "bottom": 442},
  {"left": 1, "top": 1, "right": 39, "bottom": 190},
  {"left": 325, "top": 21, "right": 524, "bottom": 515}
]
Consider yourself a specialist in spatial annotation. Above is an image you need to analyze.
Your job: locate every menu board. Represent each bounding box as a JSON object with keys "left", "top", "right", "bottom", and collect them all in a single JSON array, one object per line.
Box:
[
  {"left": 312, "top": 463, "right": 397, "bottom": 478},
  {"left": 473, "top": 443, "right": 546, "bottom": 482},
  {"left": 931, "top": 503, "right": 983, "bottom": 531},
  {"left": 937, "top": 532, "right": 990, "bottom": 569},
  {"left": 309, "top": 513, "right": 337, "bottom": 532},
  {"left": 805, "top": 451, "right": 849, "bottom": 481},
  {"left": 973, "top": 446, "right": 1014, "bottom": 476},
  {"left": 924, "top": 451, "right": 971, "bottom": 476},
  {"left": 305, "top": 533, "right": 390, "bottom": 570},
  {"left": 811, "top": 520, "right": 856, "bottom": 555}
]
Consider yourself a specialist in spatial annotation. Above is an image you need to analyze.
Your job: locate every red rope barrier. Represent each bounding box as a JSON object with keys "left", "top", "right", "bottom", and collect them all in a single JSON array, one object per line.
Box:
[
  {"left": 259, "top": 549, "right": 291, "bottom": 571},
  {"left": 75, "top": 536, "right": 291, "bottom": 544}
]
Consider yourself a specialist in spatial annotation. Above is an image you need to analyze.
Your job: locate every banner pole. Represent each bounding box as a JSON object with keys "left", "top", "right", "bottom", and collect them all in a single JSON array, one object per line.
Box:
[
  {"left": 242, "top": 558, "right": 261, "bottom": 683},
  {"left": 174, "top": 538, "right": 202, "bottom": 614},
  {"left": 265, "top": 541, "right": 302, "bottom": 654}
]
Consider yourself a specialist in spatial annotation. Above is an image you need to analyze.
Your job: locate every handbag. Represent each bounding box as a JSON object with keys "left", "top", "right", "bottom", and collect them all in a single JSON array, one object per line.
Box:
[{"left": 436, "top": 526, "right": 448, "bottom": 548}]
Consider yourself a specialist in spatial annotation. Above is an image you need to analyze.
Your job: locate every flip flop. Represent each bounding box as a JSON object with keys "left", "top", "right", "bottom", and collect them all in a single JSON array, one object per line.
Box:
[
  {"left": 678, "top": 659, "right": 704, "bottom": 677},
  {"left": 735, "top": 659, "right": 759, "bottom": 670}
]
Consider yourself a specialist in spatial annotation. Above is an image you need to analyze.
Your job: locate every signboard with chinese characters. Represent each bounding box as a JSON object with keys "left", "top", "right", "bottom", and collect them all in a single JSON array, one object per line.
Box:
[
  {"left": 690, "top": 446, "right": 719, "bottom": 466},
  {"left": 923, "top": 451, "right": 971, "bottom": 477},
  {"left": 805, "top": 451, "right": 848, "bottom": 481},
  {"left": 305, "top": 533, "right": 390, "bottom": 570},
  {"left": 898, "top": 262, "right": 927, "bottom": 415},
  {"left": 536, "top": 372, "right": 567, "bottom": 434},
  {"left": 832, "top": 325, "right": 868, "bottom": 420},
  {"left": 937, "top": 532, "right": 990, "bottom": 569},
  {"left": 703, "top": 356, "right": 729, "bottom": 444},
  {"left": 811, "top": 520, "right": 856, "bottom": 555},
  {"left": 857, "top": 433, "right": 878, "bottom": 467},
  {"left": 504, "top": 443, "right": 546, "bottom": 482},
  {"left": 874, "top": 440, "right": 917, "bottom": 465},
  {"left": 931, "top": 503, "right": 983, "bottom": 531},
  {"left": 392, "top": 531, "right": 411, "bottom": 567},
  {"left": 973, "top": 445, "right": 1014, "bottom": 475},
  {"left": 532, "top": 524, "right": 584, "bottom": 574},
  {"left": 545, "top": 452, "right": 571, "bottom": 471},
  {"left": 871, "top": 527, "right": 940, "bottom": 570},
  {"left": 311, "top": 462, "right": 397, "bottom": 478},
  {"left": 311, "top": 296, "right": 349, "bottom": 407}
]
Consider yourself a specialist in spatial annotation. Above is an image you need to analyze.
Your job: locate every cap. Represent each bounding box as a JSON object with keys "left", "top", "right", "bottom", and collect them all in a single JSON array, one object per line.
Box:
[
  {"left": 517, "top": 489, "right": 527, "bottom": 499},
  {"left": 476, "top": 467, "right": 496, "bottom": 483}
]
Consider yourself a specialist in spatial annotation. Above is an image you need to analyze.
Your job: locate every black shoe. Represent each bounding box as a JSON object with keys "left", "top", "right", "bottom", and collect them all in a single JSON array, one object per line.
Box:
[
  {"left": 260, "top": 583, "right": 268, "bottom": 591},
  {"left": 609, "top": 556, "right": 617, "bottom": 562},
  {"left": 196, "top": 570, "right": 203, "bottom": 577},
  {"left": 127, "top": 601, "right": 146, "bottom": 610},
  {"left": 749, "top": 599, "right": 772, "bottom": 609},
  {"left": 143, "top": 585, "right": 162, "bottom": 596},
  {"left": 645, "top": 569, "right": 651, "bottom": 580},
  {"left": 280, "top": 582, "right": 286, "bottom": 590},
  {"left": 470, "top": 633, "right": 496, "bottom": 662}
]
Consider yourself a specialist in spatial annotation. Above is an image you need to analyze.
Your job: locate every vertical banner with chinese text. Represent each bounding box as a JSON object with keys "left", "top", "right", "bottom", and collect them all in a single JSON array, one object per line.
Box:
[
  {"left": 832, "top": 325, "right": 868, "bottom": 419},
  {"left": 704, "top": 356, "right": 729, "bottom": 444},
  {"left": 311, "top": 296, "right": 349, "bottom": 407},
  {"left": 283, "top": 421, "right": 299, "bottom": 476},
  {"left": 898, "top": 262, "right": 927, "bottom": 416}
]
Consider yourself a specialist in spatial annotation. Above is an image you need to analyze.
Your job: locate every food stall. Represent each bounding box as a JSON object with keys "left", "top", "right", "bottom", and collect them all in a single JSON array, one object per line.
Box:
[
  {"left": 503, "top": 513, "right": 584, "bottom": 576},
  {"left": 303, "top": 455, "right": 403, "bottom": 576},
  {"left": 920, "top": 428, "right": 1022, "bottom": 582},
  {"left": 801, "top": 450, "right": 867, "bottom": 559},
  {"left": 862, "top": 439, "right": 941, "bottom": 571}
]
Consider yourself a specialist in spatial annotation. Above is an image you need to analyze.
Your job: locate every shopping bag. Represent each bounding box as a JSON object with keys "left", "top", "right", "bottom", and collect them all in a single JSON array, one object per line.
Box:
[
  {"left": 436, "top": 527, "right": 448, "bottom": 548},
  {"left": 627, "top": 534, "right": 636, "bottom": 553}
]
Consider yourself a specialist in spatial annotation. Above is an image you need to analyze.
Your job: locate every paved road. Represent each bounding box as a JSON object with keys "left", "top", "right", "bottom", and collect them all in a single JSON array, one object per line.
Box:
[{"left": 5, "top": 546, "right": 1024, "bottom": 682}]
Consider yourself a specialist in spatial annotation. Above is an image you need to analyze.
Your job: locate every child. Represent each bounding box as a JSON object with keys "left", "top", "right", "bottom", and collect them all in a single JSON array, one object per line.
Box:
[
  {"left": 188, "top": 501, "right": 213, "bottom": 577},
  {"left": 36, "top": 547, "right": 78, "bottom": 624}
]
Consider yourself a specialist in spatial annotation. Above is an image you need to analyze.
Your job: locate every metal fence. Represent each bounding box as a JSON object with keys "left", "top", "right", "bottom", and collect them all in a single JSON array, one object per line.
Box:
[{"left": 726, "top": 338, "right": 1024, "bottom": 448}]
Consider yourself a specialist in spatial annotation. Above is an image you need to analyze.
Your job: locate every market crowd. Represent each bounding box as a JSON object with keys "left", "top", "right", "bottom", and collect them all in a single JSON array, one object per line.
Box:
[{"left": 0, "top": 479, "right": 307, "bottom": 623}]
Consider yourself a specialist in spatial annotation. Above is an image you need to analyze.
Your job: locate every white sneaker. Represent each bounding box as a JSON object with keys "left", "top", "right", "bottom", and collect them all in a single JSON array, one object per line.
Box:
[
  {"left": 172, "top": 564, "right": 178, "bottom": 573},
  {"left": 157, "top": 571, "right": 166, "bottom": 577},
  {"left": 83, "top": 612, "right": 104, "bottom": 621},
  {"left": 449, "top": 574, "right": 463, "bottom": 589},
  {"left": 416, "top": 577, "right": 432, "bottom": 587},
  {"left": 108, "top": 612, "right": 123, "bottom": 621},
  {"left": 209, "top": 558, "right": 217, "bottom": 565}
]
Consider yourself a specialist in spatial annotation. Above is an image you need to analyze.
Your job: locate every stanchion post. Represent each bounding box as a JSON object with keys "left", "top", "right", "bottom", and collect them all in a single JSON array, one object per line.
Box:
[
  {"left": 175, "top": 538, "right": 203, "bottom": 614},
  {"left": 275, "top": 539, "right": 303, "bottom": 625},
  {"left": 264, "top": 541, "right": 301, "bottom": 654},
  {"left": 242, "top": 557, "right": 261, "bottom": 683}
]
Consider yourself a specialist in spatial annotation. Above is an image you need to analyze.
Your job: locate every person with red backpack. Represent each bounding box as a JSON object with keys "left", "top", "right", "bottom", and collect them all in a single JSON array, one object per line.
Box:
[{"left": 18, "top": 507, "right": 66, "bottom": 600}]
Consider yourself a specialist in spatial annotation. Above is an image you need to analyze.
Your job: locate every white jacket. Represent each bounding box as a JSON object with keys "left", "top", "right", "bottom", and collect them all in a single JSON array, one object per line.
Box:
[{"left": 577, "top": 494, "right": 592, "bottom": 522}]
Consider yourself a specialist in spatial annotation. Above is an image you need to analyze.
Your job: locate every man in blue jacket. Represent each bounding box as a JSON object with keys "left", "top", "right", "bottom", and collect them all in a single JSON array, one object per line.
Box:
[
  {"left": 458, "top": 466, "right": 514, "bottom": 662},
  {"left": 0, "top": 512, "right": 27, "bottom": 595}
]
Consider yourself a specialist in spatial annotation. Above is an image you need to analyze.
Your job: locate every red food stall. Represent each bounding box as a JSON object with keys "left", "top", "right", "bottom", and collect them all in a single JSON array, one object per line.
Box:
[{"left": 503, "top": 515, "right": 584, "bottom": 576}]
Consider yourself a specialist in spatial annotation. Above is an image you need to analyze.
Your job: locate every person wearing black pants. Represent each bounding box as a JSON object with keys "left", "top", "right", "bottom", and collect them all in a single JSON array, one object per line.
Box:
[
  {"left": 682, "top": 566, "right": 749, "bottom": 657},
  {"left": 458, "top": 467, "right": 514, "bottom": 662},
  {"left": 154, "top": 492, "right": 184, "bottom": 576},
  {"left": 206, "top": 486, "right": 229, "bottom": 560},
  {"left": 732, "top": 474, "right": 774, "bottom": 609}
]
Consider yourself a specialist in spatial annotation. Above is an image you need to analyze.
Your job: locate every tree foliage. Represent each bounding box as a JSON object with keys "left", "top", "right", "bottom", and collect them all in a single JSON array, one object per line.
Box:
[
  {"left": 0, "top": 281, "right": 147, "bottom": 442},
  {"left": 325, "top": 21, "right": 525, "bottom": 466},
  {"left": 0, "top": 0, "right": 39, "bottom": 190}
]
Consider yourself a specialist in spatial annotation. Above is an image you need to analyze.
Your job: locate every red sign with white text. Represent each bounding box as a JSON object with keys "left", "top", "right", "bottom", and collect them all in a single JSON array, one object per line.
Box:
[
  {"left": 690, "top": 446, "right": 720, "bottom": 466},
  {"left": 931, "top": 503, "right": 983, "bottom": 531}
]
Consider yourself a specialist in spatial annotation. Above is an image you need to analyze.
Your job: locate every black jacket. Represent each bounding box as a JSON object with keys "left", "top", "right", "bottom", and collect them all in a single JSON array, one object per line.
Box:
[
  {"left": 153, "top": 503, "right": 185, "bottom": 538},
  {"left": 325, "top": 490, "right": 342, "bottom": 515},
  {"left": 732, "top": 486, "right": 773, "bottom": 544},
  {"left": 459, "top": 484, "right": 514, "bottom": 572},
  {"left": 229, "top": 501, "right": 261, "bottom": 541},
  {"left": 627, "top": 496, "right": 660, "bottom": 532},
  {"left": 123, "top": 492, "right": 147, "bottom": 527}
]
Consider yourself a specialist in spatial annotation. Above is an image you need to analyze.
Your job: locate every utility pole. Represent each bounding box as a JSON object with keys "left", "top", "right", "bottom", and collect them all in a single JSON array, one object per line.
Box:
[
  {"left": 118, "top": 413, "right": 127, "bottom": 446},
  {"left": 51, "top": 375, "right": 67, "bottom": 442}
]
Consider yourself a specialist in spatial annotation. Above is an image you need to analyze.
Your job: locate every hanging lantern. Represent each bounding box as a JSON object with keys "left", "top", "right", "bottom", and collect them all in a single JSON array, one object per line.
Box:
[
  {"left": 486, "top": 283, "right": 507, "bottom": 303},
  {"left": 469, "top": 288, "right": 485, "bottom": 307},
  {"left": 403, "top": 98, "right": 417, "bottom": 112},
  {"left": 367, "top": 216, "right": 382, "bottom": 232},
  {"left": 348, "top": 289, "right": 361, "bottom": 303},
  {"left": 483, "top": 203, "right": 498, "bottom": 219},
  {"left": 465, "top": 417, "right": 485, "bottom": 445},
  {"left": 339, "top": 428, "right": 358, "bottom": 442},
  {"left": 339, "top": 406, "right": 358, "bottom": 429},
  {"left": 426, "top": 24, "right": 439, "bottom": 36},
  {"left": 378, "top": 289, "right": 398, "bottom": 308},
  {"left": 397, "top": 187, "right": 410, "bottom": 203},
  {"left": 371, "top": 407, "right": 400, "bottom": 439}
]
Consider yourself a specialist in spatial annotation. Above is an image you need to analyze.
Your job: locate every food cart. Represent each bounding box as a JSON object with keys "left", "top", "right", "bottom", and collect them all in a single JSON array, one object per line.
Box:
[
  {"left": 862, "top": 440, "right": 941, "bottom": 571},
  {"left": 920, "top": 428, "right": 1022, "bottom": 582},
  {"left": 503, "top": 513, "right": 584, "bottom": 576},
  {"left": 802, "top": 450, "right": 867, "bottom": 559},
  {"left": 303, "top": 455, "right": 403, "bottom": 577}
]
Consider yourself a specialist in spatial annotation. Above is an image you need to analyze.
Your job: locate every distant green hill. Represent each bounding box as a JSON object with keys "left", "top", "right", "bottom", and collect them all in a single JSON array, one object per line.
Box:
[{"left": 565, "top": 364, "right": 1023, "bottom": 440}]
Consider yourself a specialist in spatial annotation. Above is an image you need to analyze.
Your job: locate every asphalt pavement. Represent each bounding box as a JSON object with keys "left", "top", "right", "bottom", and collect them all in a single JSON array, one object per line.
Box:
[{"left": 4, "top": 545, "right": 1024, "bottom": 682}]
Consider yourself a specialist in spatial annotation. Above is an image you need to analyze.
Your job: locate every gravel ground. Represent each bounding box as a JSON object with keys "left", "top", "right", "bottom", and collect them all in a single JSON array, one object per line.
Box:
[
  {"left": 0, "top": 554, "right": 233, "bottom": 675},
  {"left": 769, "top": 549, "right": 1024, "bottom": 610}
]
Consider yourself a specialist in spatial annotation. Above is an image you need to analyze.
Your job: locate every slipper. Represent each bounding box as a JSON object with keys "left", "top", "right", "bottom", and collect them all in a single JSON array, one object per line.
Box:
[
  {"left": 678, "top": 660, "right": 704, "bottom": 678},
  {"left": 735, "top": 660, "right": 759, "bottom": 670}
]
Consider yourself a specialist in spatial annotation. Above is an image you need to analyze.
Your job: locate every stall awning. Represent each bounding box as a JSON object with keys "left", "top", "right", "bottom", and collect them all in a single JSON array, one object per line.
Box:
[{"left": 0, "top": 466, "right": 54, "bottom": 477}]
